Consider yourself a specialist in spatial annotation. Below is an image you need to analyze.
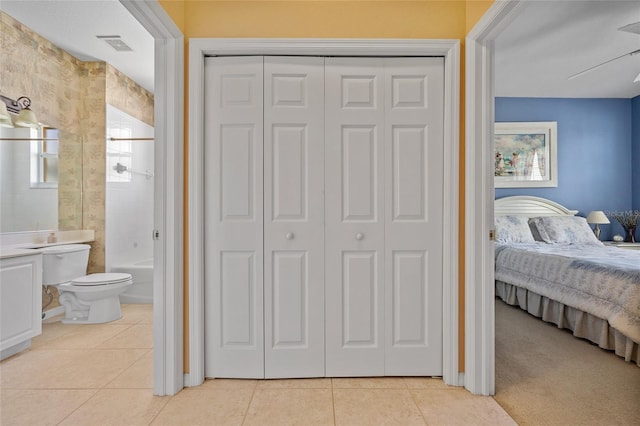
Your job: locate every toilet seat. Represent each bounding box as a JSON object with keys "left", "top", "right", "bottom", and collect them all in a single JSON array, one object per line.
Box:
[
  {"left": 59, "top": 273, "right": 133, "bottom": 294},
  {"left": 70, "top": 272, "right": 132, "bottom": 286}
]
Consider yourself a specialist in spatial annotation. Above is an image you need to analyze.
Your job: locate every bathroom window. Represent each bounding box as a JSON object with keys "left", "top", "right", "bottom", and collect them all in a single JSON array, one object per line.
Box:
[{"left": 30, "top": 127, "right": 59, "bottom": 188}]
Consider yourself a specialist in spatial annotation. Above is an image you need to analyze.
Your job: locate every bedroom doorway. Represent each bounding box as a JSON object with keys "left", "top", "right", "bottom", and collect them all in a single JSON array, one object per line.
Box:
[
  {"left": 465, "top": 0, "right": 526, "bottom": 395},
  {"left": 469, "top": 0, "right": 640, "bottom": 404}
]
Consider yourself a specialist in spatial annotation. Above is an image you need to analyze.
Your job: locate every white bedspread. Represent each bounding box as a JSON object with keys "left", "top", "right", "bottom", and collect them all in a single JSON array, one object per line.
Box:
[{"left": 495, "top": 242, "right": 640, "bottom": 343}]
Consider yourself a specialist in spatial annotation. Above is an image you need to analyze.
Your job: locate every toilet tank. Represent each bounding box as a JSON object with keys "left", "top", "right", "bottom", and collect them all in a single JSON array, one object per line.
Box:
[{"left": 41, "top": 244, "right": 91, "bottom": 285}]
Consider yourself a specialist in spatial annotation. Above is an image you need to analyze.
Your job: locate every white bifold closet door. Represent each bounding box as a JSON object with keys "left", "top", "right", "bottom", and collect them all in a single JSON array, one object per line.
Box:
[
  {"left": 263, "top": 57, "right": 325, "bottom": 378},
  {"left": 204, "top": 56, "right": 325, "bottom": 378},
  {"left": 204, "top": 56, "right": 264, "bottom": 378},
  {"left": 325, "top": 58, "right": 444, "bottom": 376},
  {"left": 204, "top": 55, "right": 443, "bottom": 379}
]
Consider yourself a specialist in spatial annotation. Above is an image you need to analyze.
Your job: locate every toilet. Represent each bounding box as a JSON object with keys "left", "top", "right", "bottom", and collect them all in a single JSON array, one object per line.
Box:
[{"left": 41, "top": 244, "right": 132, "bottom": 324}]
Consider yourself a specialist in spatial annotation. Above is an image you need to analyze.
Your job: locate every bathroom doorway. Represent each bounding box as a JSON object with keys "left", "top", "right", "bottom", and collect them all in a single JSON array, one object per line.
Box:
[{"left": 105, "top": 104, "right": 155, "bottom": 305}]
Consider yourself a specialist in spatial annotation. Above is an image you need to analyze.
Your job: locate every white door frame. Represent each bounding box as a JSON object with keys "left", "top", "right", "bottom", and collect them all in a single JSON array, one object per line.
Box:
[
  {"left": 464, "top": 0, "right": 525, "bottom": 395},
  {"left": 120, "top": 1, "right": 184, "bottom": 396},
  {"left": 187, "top": 39, "right": 461, "bottom": 387}
]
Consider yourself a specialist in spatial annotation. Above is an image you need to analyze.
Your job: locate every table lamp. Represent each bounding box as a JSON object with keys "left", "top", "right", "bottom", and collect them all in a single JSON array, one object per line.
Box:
[{"left": 586, "top": 211, "right": 609, "bottom": 240}]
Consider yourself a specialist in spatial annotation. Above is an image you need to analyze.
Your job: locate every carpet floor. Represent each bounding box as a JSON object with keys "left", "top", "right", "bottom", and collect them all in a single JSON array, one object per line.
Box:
[{"left": 494, "top": 299, "right": 640, "bottom": 425}]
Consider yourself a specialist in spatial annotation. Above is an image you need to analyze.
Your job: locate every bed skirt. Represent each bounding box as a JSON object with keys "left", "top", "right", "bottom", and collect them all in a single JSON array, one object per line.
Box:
[{"left": 496, "top": 280, "right": 640, "bottom": 367}]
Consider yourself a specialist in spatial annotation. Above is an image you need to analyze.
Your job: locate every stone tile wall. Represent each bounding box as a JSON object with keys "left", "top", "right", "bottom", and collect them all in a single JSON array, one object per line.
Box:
[{"left": 107, "top": 65, "right": 154, "bottom": 127}]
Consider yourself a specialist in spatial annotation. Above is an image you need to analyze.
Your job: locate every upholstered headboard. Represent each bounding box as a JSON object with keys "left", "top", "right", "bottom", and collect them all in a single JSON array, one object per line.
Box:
[{"left": 495, "top": 196, "right": 578, "bottom": 217}]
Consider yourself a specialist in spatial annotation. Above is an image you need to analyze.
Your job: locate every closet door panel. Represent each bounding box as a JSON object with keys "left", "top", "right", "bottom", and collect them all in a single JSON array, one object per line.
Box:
[
  {"left": 391, "top": 251, "right": 427, "bottom": 345},
  {"left": 220, "top": 125, "right": 256, "bottom": 221},
  {"left": 391, "top": 126, "right": 427, "bottom": 221},
  {"left": 264, "top": 57, "right": 325, "bottom": 378},
  {"left": 342, "top": 126, "right": 378, "bottom": 221},
  {"left": 271, "top": 251, "right": 307, "bottom": 345},
  {"left": 384, "top": 58, "right": 444, "bottom": 375},
  {"left": 220, "top": 251, "right": 257, "bottom": 346},
  {"left": 325, "top": 58, "right": 385, "bottom": 376},
  {"left": 204, "top": 56, "right": 265, "bottom": 378},
  {"left": 271, "top": 125, "right": 306, "bottom": 220},
  {"left": 342, "top": 251, "right": 379, "bottom": 346}
]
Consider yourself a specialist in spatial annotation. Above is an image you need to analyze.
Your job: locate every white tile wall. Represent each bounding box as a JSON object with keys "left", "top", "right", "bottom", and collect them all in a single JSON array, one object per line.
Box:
[{"left": 105, "top": 105, "right": 154, "bottom": 270}]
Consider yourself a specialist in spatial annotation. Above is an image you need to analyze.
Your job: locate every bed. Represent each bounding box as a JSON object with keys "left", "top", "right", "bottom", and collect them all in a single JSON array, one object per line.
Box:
[{"left": 494, "top": 196, "right": 640, "bottom": 366}]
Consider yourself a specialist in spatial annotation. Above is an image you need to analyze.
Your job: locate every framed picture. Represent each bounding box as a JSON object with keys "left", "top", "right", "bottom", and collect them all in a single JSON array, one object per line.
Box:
[{"left": 494, "top": 121, "right": 558, "bottom": 188}]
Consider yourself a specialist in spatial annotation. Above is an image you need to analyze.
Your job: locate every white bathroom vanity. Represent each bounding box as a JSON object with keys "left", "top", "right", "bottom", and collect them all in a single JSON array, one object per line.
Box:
[{"left": 0, "top": 250, "right": 42, "bottom": 360}]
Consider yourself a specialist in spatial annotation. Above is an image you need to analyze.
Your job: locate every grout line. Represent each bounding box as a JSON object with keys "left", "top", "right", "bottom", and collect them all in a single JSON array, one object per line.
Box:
[
  {"left": 53, "top": 388, "right": 101, "bottom": 425},
  {"left": 146, "top": 392, "right": 174, "bottom": 425},
  {"left": 99, "top": 348, "right": 151, "bottom": 390},
  {"left": 408, "top": 387, "right": 429, "bottom": 425},
  {"left": 240, "top": 379, "right": 259, "bottom": 425},
  {"left": 331, "top": 378, "right": 337, "bottom": 426}
]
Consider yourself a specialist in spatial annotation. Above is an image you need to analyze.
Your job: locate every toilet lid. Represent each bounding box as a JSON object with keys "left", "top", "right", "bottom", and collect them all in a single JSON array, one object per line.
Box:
[{"left": 70, "top": 272, "right": 132, "bottom": 286}]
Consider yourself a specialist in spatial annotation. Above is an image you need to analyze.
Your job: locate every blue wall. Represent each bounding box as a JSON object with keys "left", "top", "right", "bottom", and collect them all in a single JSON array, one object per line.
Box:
[
  {"left": 495, "top": 97, "right": 634, "bottom": 241},
  {"left": 632, "top": 95, "right": 640, "bottom": 211}
]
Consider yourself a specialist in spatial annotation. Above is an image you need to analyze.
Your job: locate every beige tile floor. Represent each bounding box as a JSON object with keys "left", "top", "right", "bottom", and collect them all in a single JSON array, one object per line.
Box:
[{"left": 1, "top": 304, "right": 516, "bottom": 425}]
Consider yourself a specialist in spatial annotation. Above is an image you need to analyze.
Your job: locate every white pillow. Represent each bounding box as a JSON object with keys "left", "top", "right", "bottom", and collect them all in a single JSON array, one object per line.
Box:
[
  {"left": 529, "top": 216, "right": 603, "bottom": 246},
  {"left": 495, "top": 216, "right": 535, "bottom": 244}
]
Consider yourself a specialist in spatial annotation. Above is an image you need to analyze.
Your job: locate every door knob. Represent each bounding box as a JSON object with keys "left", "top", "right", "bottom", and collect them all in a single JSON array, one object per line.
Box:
[
  {"left": 285, "top": 232, "right": 294, "bottom": 240},
  {"left": 355, "top": 232, "right": 364, "bottom": 240}
]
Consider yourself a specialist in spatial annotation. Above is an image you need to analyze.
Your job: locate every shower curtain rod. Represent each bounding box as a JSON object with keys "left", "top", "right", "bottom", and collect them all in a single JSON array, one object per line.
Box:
[{"left": 109, "top": 137, "right": 155, "bottom": 141}]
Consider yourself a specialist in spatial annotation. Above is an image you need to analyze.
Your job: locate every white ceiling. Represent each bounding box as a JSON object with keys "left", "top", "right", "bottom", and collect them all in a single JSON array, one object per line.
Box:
[
  {"left": 0, "top": 0, "right": 154, "bottom": 93},
  {"left": 495, "top": 0, "right": 640, "bottom": 99},
  {"left": 1, "top": 1, "right": 639, "bottom": 99}
]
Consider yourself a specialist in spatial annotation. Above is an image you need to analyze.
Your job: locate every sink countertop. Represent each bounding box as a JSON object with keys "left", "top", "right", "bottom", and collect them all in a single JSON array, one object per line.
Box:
[
  {"left": 10, "top": 239, "right": 94, "bottom": 249},
  {"left": 0, "top": 230, "right": 95, "bottom": 259},
  {"left": 1, "top": 230, "right": 95, "bottom": 260},
  {"left": 0, "top": 248, "right": 42, "bottom": 260}
]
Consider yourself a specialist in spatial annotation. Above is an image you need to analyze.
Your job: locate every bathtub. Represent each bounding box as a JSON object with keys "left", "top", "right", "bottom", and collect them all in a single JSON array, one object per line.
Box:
[{"left": 111, "top": 259, "right": 153, "bottom": 304}]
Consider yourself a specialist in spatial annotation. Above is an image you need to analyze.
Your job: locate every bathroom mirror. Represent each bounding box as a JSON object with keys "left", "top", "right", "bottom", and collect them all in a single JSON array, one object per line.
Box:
[{"left": 0, "top": 125, "right": 80, "bottom": 233}]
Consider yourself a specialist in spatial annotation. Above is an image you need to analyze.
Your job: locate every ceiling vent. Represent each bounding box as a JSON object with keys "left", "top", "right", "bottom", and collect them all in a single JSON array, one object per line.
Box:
[{"left": 96, "top": 35, "right": 133, "bottom": 52}]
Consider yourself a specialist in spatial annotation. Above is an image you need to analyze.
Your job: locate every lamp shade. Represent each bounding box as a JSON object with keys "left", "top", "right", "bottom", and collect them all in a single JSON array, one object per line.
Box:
[
  {"left": 0, "top": 100, "right": 10, "bottom": 120},
  {"left": 0, "top": 115, "right": 14, "bottom": 128},
  {"left": 14, "top": 107, "right": 39, "bottom": 128},
  {"left": 586, "top": 211, "right": 610, "bottom": 224}
]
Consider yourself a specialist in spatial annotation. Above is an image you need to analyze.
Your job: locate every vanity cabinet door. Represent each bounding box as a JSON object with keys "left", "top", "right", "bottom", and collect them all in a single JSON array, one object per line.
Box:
[{"left": 0, "top": 254, "right": 43, "bottom": 359}]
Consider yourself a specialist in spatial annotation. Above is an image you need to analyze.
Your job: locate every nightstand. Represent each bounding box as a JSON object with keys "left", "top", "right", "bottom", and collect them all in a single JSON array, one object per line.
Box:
[{"left": 603, "top": 241, "right": 640, "bottom": 250}]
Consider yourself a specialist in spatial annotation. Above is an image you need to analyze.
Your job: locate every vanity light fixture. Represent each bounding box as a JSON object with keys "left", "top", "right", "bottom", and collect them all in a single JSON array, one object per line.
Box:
[
  {"left": 13, "top": 97, "right": 39, "bottom": 128},
  {"left": 0, "top": 94, "right": 40, "bottom": 128}
]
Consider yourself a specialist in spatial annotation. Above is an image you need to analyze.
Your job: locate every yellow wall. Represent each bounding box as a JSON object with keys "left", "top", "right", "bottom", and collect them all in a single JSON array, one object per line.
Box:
[
  {"left": 158, "top": 0, "right": 494, "bottom": 373},
  {"left": 161, "top": 0, "right": 493, "bottom": 38},
  {"left": 466, "top": 0, "right": 494, "bottom": 33}
]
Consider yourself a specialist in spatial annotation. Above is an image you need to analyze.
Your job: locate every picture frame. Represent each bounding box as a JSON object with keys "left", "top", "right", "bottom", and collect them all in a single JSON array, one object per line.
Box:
[{"left": 494, "top": 121, "right": 558, "bottom": 188}]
